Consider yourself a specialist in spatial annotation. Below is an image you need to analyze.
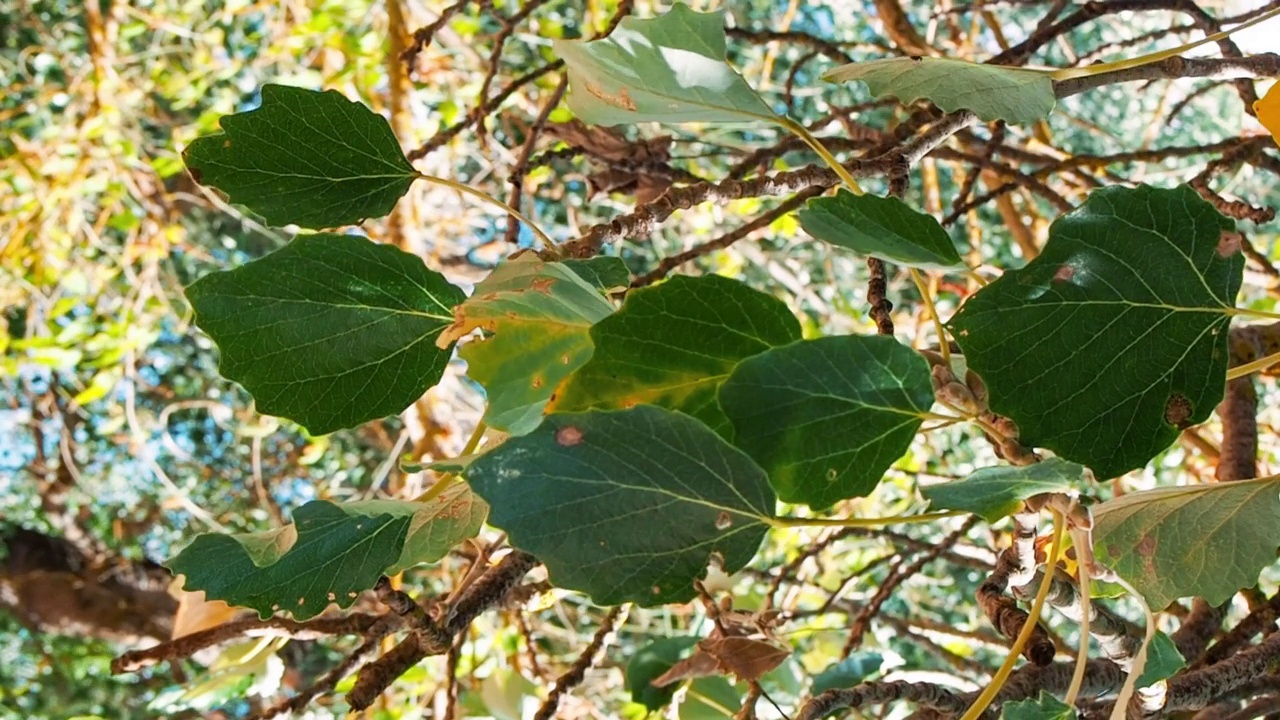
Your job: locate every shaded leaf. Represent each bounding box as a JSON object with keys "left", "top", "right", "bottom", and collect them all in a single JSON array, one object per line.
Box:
[
  {"left": 1092, "top": 478, "right": 1280, "bottom": 609},
  {"left": 554, "top": 3, "right": 776, "bottom": 126},
  {"left": 798, "top": 190, "right": 963, "bottom": 269},
  {"left": 552, "top": 275, "right": 801, "bottom": 436},
  {"left": 561, "top": 256, "right": 631, "bottom": 292},
  {"left": 680, "top": 677, "right": 741, "bottom": 720},
  {"left": 652, "top": 647, "right": 720, "bottom": 687},
  {"left": 183, "top": 85, "right": 418, "bottom": 228},
  {"left": 921, "top": 459, "right": 1091, "bottom": 522},
  {"left": 812, "top": 653, "right": 883, "bottom": 694},
  {"left": 719, "top": 335, "right": 933, "bottom": 508},
  {"left": 824, "top": 57, "right": 1055, "bottom": 124},
  {"left": 444, "top": 256, "right": 614, "bottom": 435},
  {"left": 168, "top": 487, "right": 485, "bottom": 619},
  {"left": 465, "top": 406, "right": 776, "bottom": 605},
  {"left": 1001, "top": 691, "right": 1075, "bottom": 720},
  {"left": 1135, "top": 631, "right": 1185, "bottom": 688},
  {"left": 702, "top": 637, "right": 790, "bottom": 682},
  {"left": 626, "top": 637, "right": 699, "bottom": 710},
  {"left": 949, "top": 185, "right": 1241, "bottom": 479},
  {"left": 187, "top": 234, "right": 464, "bottom": 435}
]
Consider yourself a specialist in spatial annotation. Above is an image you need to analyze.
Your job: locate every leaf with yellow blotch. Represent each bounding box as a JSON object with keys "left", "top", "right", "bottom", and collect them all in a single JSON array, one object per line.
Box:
[{"left": 1255, "top": 82, "right": 1280, "bottom": 145}]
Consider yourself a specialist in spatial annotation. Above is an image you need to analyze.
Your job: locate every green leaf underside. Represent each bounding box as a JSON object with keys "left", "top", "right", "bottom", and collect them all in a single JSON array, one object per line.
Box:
[
  {"left": 182, "top": 84, "right": 418, "bottom": 228},
  {"left": 465, "top": 406, "right": 776, "bottom": 605},
  {"left": 798, "top": 190, "right": 963, "bottom": 269},
  {"left": 168, "top": 486, "right": 485, "bottom": 620},
  {"left": 626, "top": 637, "right": 700, "bottom": 710},
  {"left": 719, "top": 335, "right": 932, "bottom": 508},
  {"left": 1136, "top": 632, "right": 1186, "bottom": 688},
  {"left": 561, "top": 256, "right": 631, "bottom": 292},
  {"left": 187, "top": 234, "right": 465, "bottom": 435},
  {"left": 1001, "top": 692, "right": 1076, "bottom": 720},
  {"left": 812, "top": 653, "right": 883, "bottom": 694},
  {"left": 824, "top": 57, "right": 1055, "bottom": 124},
  {"left": 921, "top": 458, "right": 1090, "bottom": 522},
  {"left": 449, "top": 257, "right": 615, "bottom": 435},
  {"left": 554, "top": 3, "right": 775, "bottom": 126},
  {"left": 948, "top": 185, "right": 1240, "bottom": 479},
  {"left": 552, "top": 275, "right": 801, "bottom": 437},
  {"left": 1092, "top": 479, "right": 1280, "bottom": 610}
]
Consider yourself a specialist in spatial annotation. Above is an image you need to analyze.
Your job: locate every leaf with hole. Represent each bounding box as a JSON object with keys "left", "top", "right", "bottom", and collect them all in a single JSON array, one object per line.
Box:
[
  {"left": 465, "top": 406, "right": 776, "bottom": 605},
  {"left": 921, "top": 459, "right": 1091, "bottom": 522},
  {"left": 443, "top": 256, "right": 615, "bottom": 435},
  {"left": 719, "top": 335, "right": 933, "bottom": 508},
  {"left": 554, "top": 3, "right": 776, "bottom": 126},
  {"left": 551, "top": 275, "right": 801, "bottom": 437},
  {"left": 798, "top": 190, "right": 963, "bottom": 269},
  {"left": 824, "top": 57, "right": 1055, "bottom": 124},
  {"left": 186, "top": 234, "right": 465, "bottom": 435},
  {"left": 949, "top": 185, "right": 1241, "bottom": 479},
  {"left": 168, "top": 485, "right": 485, "bottom": 619},
  {"left": 1091, "top": 478, "right": 1280, "bottom": 610},
  {"left": 183, "top": 84, "right": 419, "bottom": 228}
]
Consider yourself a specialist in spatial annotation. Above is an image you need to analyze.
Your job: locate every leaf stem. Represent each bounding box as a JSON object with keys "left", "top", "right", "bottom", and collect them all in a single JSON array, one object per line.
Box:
[
  {"left": 771, "top": 510, "right": 965, "bottom": 529},
  {"left": 910, "top": 267, "right": 951, "bottom": 364},
  {"left": 1226, "top": 349, "right": 1280, "bottom": 380},
  {"left": 1227, "top": 306, "right": 1280, "bottom": 321},
  {"left": 1064, "top": 526, "right": 1092, "bottom": 708},
  {"left": 775, "top": 116, "right": 864, "bottom": 194},
  {"left": 414, "top": 421, "right": 488, "bottom": 503},
  {"left": 957, "top": 509, "right": 1065, "bottom": 720},
  {"left": 416, "top": 173, "right": 555, "bottom": 248}
]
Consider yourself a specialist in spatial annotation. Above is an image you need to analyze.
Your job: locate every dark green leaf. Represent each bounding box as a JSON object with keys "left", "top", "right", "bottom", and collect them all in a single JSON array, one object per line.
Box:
[
  {"left": 561, "top": 256, "right": 630, "bottom": 292},
  {"left": 626, "top": 637, "right": 700, "bottom": 710},
  {"left": 921, "top": 459, "right": 1091, "bottom": 522},
  {"left": 183, "top": 84, "right": 418, "bottom": 228},
  {"left": 1092, "top": 478, "right": 1280, "bottom": 609},
  {"left": 798, "top": 190, "right": 963, "bottom": 269},
  {"left": 812, "top": 653, "right": 883, "bottom": 694},
  {"left": 718, "top": 335, "right": 933, "bottom": 508},
  {"left": 465, "top": 406, "right": 776, "bottom": 605},
  {"left": 552, "top": 275, "right": 801, "bottom": 436},
  {"left": 1135, "top": 631, "right": 1185, "bottom": 688},
  {"left": 168, "top": 487, "right": 484, "bottom": 619},
  {"left": 1001, "top": 692, "right": 1075, "bottom": 720},
  {"left": 949, "top": 185, "right": 1241, "bottom": 478},
  {"left": 554, "top": 3, "right": 776, "bottom": 126},
  {"left": 187, "top": 234, "right": 465, "bottom": 435}
]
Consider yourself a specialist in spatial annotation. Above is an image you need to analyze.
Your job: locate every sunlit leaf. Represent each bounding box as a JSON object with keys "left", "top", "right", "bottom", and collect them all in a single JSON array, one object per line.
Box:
[
  {"left": 921, "top": 459, "right": 1091, "bottom": 522},
  {"left": 1255, "top": 81, "right": 1280, "bottom": 146},
  {"left": 798, "top": 190, "right": 963, "bottom": 269},
  {"left": 561, "top": 256, "right": 631, "bottom": 291}
]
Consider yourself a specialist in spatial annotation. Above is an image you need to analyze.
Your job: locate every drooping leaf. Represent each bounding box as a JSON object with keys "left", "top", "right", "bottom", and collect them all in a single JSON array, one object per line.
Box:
[
  {"left": 921, "top": 459, "right": 1092, "bottom": 522},
  {"left": 1001, "top": 691, "right": 1075, "bottom": 720},
  {"left": 626, "top": 637, "right": 700, "bottom": 710},
  {"left": 1135, "top": 631, "right": 1185, "bottom": 688},
  {"left": 561, "top": 256, "right": 631, "bottom": 292},
  {"left": 798, "top": 190, "right": 963, "bottom": 270},
  {"left": 812, "top": 653, "right": 883, "bottom": 694},
  {"left": 183, "top": 84, "right": 419, "bottom": 228},
  {"left": 168, "top": 486, "right": 485, "bottom": 620},
  {"left": 1092, "top": 478, "right": 1280, "bottom": 610},
  {"left": 1255, "top": 81, "right": 1280, "bottom": 146},
  {"left": 949, "top": 185, "right": 1241, "bottom": 479},
  {"left": 551, "top": 275, "right": 801, "bottom": 436},
  {"left": 465, "top": 406, "right": 776, "bottom": 605},
  {"left": 442, "top": 256, "right": 615, "bottom": 435},
  {"left": 718, "top": 335, "right": 933, "bottom": 508},
  {"left": 554, "top": 3, "right": 776, "bottom": 126},
  {"left": 186, "top": 234, "right": 465, "bottom": 435},
  {"left": 824, "top": 57, "right": 1055, "bottom": 124}
]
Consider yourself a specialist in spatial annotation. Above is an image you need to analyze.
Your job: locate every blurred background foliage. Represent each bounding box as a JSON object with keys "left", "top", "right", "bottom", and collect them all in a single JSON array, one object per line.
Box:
[{"left": 1, "top": 0, "right": 1277, "bottom": 717}]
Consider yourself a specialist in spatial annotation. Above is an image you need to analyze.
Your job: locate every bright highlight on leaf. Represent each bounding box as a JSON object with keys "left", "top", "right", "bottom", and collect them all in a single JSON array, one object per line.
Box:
[
  {"left": 186, "top": 233, "right": 465, "bottom": 435},
  {"left": 1255, "top": 82, "right": 1280, "bottom": 146},
  {"left": 465, "top": 406, "right": 776, "bottom": 606},
  {"left": 718, "top": 335, "right": 933, "bottom": 509},
  {"left": 949, "top": 185, "right": 1241, "bottom": 479},
  {"left": 1092, "top": 478, "right": 1280, "bottom": 610},
  {"left": 554, "top": 3, "right": 776, "bottom": 125},
  {"left": 167, "top": 485, "right": 486, "bottom": 620},
  {"left": 442, "top": 256, "right": 615, "bottom": 435},
  {"left": 823, "top": 57, "right": 1056, "bottom": 124},
  {"left": 921, "top": 459, "right": 1090, "bottom": 522},
  {"left": 183, "top": 85, "right": 419, "bottom": 228},
  {"left": 798, "top": 190, "right": 964, "bottom": 269}
]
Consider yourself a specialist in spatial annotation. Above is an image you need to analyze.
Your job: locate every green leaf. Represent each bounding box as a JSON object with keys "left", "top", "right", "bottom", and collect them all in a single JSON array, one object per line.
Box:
[
  {"left": 718, "top": 335, "right": 933, "bottom": 508},
  {"left": 1091, "top": 478, "right": 1280, "bottom": 610},
  {"left": 465, "top": 406, "right": 776, "bottom": 605},
  {"left": 798, "top": 190, "right": 963, "bottom": 270},
  {"left": 824, "top": 57, "right": 1055, "bottom": 124},
  {"left": 186, "top": 234, "right": 465, "bottom": 435},
  {"left": 551, "top": 275, "right": 801, "bottom": 437},
  {"left": 554, "top": 3, "right": 776, "bottom": 126},
  {"left": 444, "top": 256, "right": 615, "bottom": 435},
  {"left": 562, "top": 256, "right": 630, "bottom": 292},
  {"left": 1135, "top": 631, "right": 1185, "bottom": 688},
  {"left": 168, "top": 486, "right": 485, "bottom": 619},
  {"left": 1001, "top": 692, "right": 1075, "bottom": 720},
  {"left": 921, "top": 459, "right": 1091, "bottom": 523},
  {"left": 948, "top": 185, "right": 1241, "bottom": 479},
  {"left": 626, "top": 637, "right": 700, "bottom": 710},
  {"left": 680, "top": 677, "right": 741, "bottom": 720},
  {"left": 812, "top": 653, "right": 883, "bottom": 694},
  {"left": 182, "top": 85, "right": 419, "bottom": 228}
]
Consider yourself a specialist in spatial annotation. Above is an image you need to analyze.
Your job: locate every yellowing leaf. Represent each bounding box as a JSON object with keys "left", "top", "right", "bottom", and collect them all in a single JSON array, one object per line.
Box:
[{"left": 1255, "top": 82, "right": 1280, "bottom": 145}]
